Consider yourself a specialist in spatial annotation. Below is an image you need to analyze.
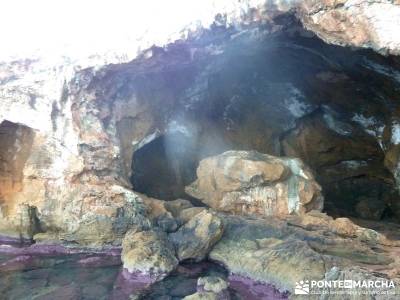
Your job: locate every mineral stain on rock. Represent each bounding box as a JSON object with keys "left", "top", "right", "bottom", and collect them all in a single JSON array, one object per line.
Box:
[{"left": 1, "top": 1, "right": 400, "bottom": 299}]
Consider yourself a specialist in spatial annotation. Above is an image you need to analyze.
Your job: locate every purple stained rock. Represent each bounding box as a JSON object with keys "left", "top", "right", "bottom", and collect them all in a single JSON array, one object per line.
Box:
[
  {"left": 0, "top": 236, "right": 290, "bottom": 300},
  {"left": 0, "top": 235, "right": 32, "bottom": 246},
  {"left": 229, "top": 274, "right": 290, "bottom": 300}
]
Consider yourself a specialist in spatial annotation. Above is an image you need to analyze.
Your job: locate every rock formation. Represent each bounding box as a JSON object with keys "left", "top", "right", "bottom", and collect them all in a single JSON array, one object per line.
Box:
[
  {"left": 121, "top": 229, "right": 178, "bottom": 281},
  {"left": 170, "top": 210, "right": 224, "bottom": 262},
  {"left": 1, "top": 0, "right": 400, "bottom": 243},
  {"left": 209, "top": 211, "right": 400, "bottom": 296},
  {"left": 1, "top": 1, "right": 400, "bottom": 299},
  {"left": 184, "top": 276, "right": 230, "bottom": 300},
  {"left": 186, "top": 151, "right": 323, "bottom": 217}
]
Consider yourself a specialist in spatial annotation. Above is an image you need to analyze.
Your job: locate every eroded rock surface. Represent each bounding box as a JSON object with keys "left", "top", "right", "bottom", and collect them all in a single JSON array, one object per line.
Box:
[
  {"left": 298, "top": 0, "right": 400, "bottom": 55},
  {"left": 170, "top": 210, "right": 224, "bottom": 262},
  {"left": 0, "top": 1, "right": 400, "bottom": 299},
  {"left": 121, "top": 229, "right": 178, "bottom": 281},
  {"left": 198, "top": 276, "right": 229, "bottom": 294},
  {"left": 186, "top": 151, "right": 323, "bottom": 217},
  {"left": 184, "top": 276, "right": 230, "bottom": 300},
  {"left": 140, "top": 194, "right": 179, "bottom": 233},
  {"left": 0, "top": 8, "right": 400, "bottom": 300},
  {"left": 2, "top": 7, "right": 400, "bottom": 242},
  {"left": 209, "top": 212, "right": 400, "bottom": 296}
]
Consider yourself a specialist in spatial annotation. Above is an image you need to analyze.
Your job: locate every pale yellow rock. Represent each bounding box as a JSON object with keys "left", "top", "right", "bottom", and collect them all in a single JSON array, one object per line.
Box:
[
  {"left": 198, "top": 276, "right": 229, "bottom": 293},
  {"left": 164, "top": 199, "right": 193, "bottom": 217},
  {"left": 178, "top": 207, "right": 207, "bottom": 224},
  {"left": 186, "top": 151, "right": 323, "bottom": 217},
  {"left": 121, "top": 229, "right": 178, "bottom": 279},
  {"left": 210, "top": 214, "right": 399, "bottom": 293},
  {"left": 183, "top": 292, "right": 219, "bottom": 300}
]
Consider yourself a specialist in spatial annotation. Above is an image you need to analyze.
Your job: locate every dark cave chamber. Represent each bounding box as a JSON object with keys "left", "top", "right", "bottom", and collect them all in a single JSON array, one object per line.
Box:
[
  {"left": 130, "top": 133, "right": 200, "bottom": 200},
  {"left": 121, "top": 25, "right": 400, "bottom": 222}
]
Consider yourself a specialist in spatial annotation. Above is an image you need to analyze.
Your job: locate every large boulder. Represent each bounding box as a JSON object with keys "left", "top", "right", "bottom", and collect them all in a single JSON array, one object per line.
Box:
[
  {"left": 185, "top": 151, "right": 323, "bottom": 217},
  {"left": 121, "top": 229, "right": 178, "bottom": 281},
  {"left": 169, "top": 210, "right": 224, "bottom": 262}
]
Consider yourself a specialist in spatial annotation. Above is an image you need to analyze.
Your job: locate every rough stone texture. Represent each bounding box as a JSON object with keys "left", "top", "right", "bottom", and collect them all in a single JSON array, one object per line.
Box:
[
  {"left": 355, "top": 196, "right": 386, "bottom": 220},
  {"left": 281, "top": 109, "right": 396, "bottom": 218},
  {"left": 53, "top": 186, "right": 151, "bottom": 246},
  {"left": 1, "top": 0, "right": 400, "bottom": 243},
  {"left": 164, "top": 199, "right": 194, "bottom": 218},
  {"left": 228, "top": 274, "right": 289, "bottom": 299},
  {"left": 298, "top": 0, "right": 400, "bottom": 55},
  {"left": 121, "top": 229, "right": 178, "bottom": 280},
  {"left": 179, "top": 207, "right": 208, "bottom": 224},
  {"left": 169, "top": 210, "right": 224, "bottom": 262},
  {"left": 1, "top": 3, "right": 400, "bottom": 298},
  {"left": 0, "top": 54, "right": 151, "bottom": 244},
  {"left": 316, "top": 266, "right": 400, "bottom": 300},
  {"left": 140, "top": 194, "right": 179, "bottom": 233},
  {"left": 209, "top": 212, "right": 400, "bottom": 295},
  {"left": 186, "top": 151, "right": 323, "bottom": 217},
  {"left": 197, "top": 276, "right": 229, "bottom": 294},
  {"left": 184, "top": 276, "right": 233, "bottom": 300}
]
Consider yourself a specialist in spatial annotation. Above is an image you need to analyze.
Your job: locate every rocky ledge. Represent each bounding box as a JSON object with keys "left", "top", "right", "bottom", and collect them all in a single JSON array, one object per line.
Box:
[
  {"left": 105, "top": 151, "right": 400, "bottom": 298},
  {"left": 2, "top": 1, "right": 400, "bottom": 298}
]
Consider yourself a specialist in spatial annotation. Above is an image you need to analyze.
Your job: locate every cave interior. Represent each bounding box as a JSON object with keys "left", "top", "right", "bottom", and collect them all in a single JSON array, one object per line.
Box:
[{"left": 125, "top": 24, "right": 400, "bottom": 223}]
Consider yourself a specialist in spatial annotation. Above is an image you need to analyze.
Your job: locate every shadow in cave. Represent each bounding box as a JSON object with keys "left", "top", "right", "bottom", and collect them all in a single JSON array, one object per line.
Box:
[
  {"left": 120, "top": 26, "right": 400, "bottom": 224},
  {"left": 130, "top": 132, "right": 202, "bottom": 202}
]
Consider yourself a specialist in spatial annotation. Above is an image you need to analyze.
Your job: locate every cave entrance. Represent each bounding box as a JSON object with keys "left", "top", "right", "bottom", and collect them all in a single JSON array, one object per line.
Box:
[
  {"left": 0, "top": 120, "right": 35, "bottom": 216},
  {"left": 130, "top": 132, "right": 200, "bottom": 200},
  {"left": 113, "top": 26, "right": 400, "bottom": 223}
]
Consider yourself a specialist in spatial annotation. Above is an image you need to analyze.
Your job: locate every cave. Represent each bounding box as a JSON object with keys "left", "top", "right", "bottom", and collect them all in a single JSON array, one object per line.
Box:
[
  {"left": 131, "top": 132, "right": 200, "bottom": 200},
  {"left": 3, "top": 2, "right": 400, "bottom": 298},
  {"left": 117, "top": 25, "right": 400, "bottom": 222}
]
